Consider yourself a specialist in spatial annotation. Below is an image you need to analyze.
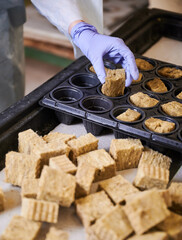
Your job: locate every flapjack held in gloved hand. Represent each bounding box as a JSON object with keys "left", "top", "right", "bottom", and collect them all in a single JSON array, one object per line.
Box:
[{"left": 70, "top": 21, "right": 139, "bottom": 87}]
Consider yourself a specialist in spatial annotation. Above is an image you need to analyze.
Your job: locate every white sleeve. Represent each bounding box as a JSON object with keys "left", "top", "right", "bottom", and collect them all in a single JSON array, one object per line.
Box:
[
  {"left": 31, "top": 0, "right": 83, "bottom": 42},
  {"left": 31, "top": 0, "right": 103, "bottom": 58}
]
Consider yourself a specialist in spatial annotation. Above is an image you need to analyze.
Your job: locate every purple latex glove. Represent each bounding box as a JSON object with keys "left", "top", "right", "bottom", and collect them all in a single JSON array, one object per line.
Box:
[{"left": 71, "top": 22, "right": 139, "bottom": 86}]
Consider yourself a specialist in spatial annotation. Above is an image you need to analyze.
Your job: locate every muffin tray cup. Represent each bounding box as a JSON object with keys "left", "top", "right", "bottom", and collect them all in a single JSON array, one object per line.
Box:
[
  {"left": 136, "top": 56, "right": 157, "bottom": 72},
  {"left": 156, "top": 64, "right": 182, "bottom": 81},
  {"left": 40, "top": 55, "right": 182, "bottom": 153},
  {"left": 142, "top": 78, "right": 174, "bottom": 95},
  {"left": 172, "top": 87, "right": 182, "bottom": 103}
]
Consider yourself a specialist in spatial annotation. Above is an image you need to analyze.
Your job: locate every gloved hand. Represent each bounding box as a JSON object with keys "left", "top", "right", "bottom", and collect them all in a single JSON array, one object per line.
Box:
[{"left": 71, "top": 22, "right": 139, "bottom": 87}]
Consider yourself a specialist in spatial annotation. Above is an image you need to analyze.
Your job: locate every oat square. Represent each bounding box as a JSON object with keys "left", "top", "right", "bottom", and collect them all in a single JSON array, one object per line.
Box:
[
  {"left": 18, "top": 129, "right": 45, "bottom": 154},
  {"left": 0, "top": 187, "right": 5, "bottom": 211},
  {"left": 127, "top": 232, "right": 168, "bottom": 240},
  {"left": 37, "top": 166, "right": 76, "bottom": 207},
  {"left": 136, "top": 58, "right": 154, "bottom": 71},
  {"left": 138, "top": 147, "right": 171, "bottom": 170},
  {"left": 67, "top": 133, "right": 98, "bottom": 163},
  {"left": 145, "top": 117, "right": 175, "bottom": 133},
  {"left": 161, "top": 101, "right": 182, "bottom": 117},
  {"left": 18, "top": 129, "right": 70, "bottom": 166},
  {"left": 157, "top": 211, "right": 182, "bottom": 240},
  {"left": 75, "top": 191, "right": 114, "bottom": 228},
  {"left": 158, "top": 67, "right": 182, "bottom": 79},
  {"left": 101, "top": 68, "right": 125, "bottom": 97},
  {"left": 109, "top": 138, "right": 143, "bottom": 170},
  {"left": 21, "top": 178, "right": 39, "bottom": 198},
  {"left": 76, "top": 161, "right": 96, "bottom": 198},
  {"left": 43, "top": 132, "right": 76, "bottom": 143},
  {"left": 5, "top": 151, "right": 41, "bottom": 186},
  {"left": 1, "top": 215, "right": 41, "bottom": 240},
  {"left": 133, "top": 164, "right": 169, "bottom": 190},
  {"left": 168, "top": 182, "right": 182, "bottom": 209},
  {"left": 133, "top": 148, "right": 171, "bottom": 190},
  {"left": 158, "top": 189, "right": 172, "bottom": 207},
  {"left": 177, "top": 91, "right": 182, "bottom": 99},
  {"left": 49, "top": 154, "right": 77, "bottom": 174},
  {"left": 116, "top": 108, "right": 141, "bottom": 122},
  {"left": 125, "top": 189, "right": 172, "bottom": 208},
  {"left": 77, "top": 149, "right": 116, "bottom": 182},
  {"left": 146, "top": 78, "right": 168, "bottom": 93},
  {"left": 45, "top": 227, "right": 69, "bottom": 240},
  {"left": 129, "top": 92, "right": 159, "bottom": 108},
  {"left": 21, "top": 198, "right": 59, "bottom": 223},
  {"left": 98, "top": 175, "right": 139, "bottom": 204},
  {"left": 88, "top": 205, "right": 133, "bottom": 240},
  {"left": 123, "top": 189, "right": 170, "bottom": 235}
]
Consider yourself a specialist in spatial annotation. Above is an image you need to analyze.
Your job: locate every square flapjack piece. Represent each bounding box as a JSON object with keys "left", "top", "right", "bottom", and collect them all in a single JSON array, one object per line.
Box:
[
  {"left": 116, "top": 108, "right": 141, "bottom": 122},
  {"left": 157, "top": 211, "right": 182, "bottom": 240},
  {"left": 136, "top": 58, "right": 154, "bottom": 71},
  {"left": 43, "top": 131, "right": 76, "bottom": 143},
  {"left": 161, "top": 101, "right": 182, "bottom": 117},
  {"left": 49, "top": 154, "right": 77, "bottom": 174},
  {"left": 67, "top": 133, "right": 98, "bottom": 163},
  {"left": 101, "top": 68, "right": 125, "bottom": 97},
  {"left": 37, "top": 166, "right": 76, "bottom": 207},
  {"left": 158, "top": 189, "right": 172, "bottom": 207},
  {"left": 123, "top": 189, "right": 170, "bottom": 235},
  {"left": 88, "top": 205, "right": 133, "bottom": 240},
  {"left": 21, "top": 197, "right": 59, "bottom": 223},
  {"left": 5, "top": 151, "right": 41, "bottom": 186},
  {"left": 130, "top": 92, "right": 159, "bottom": 108},
  {"left": 146, "top": 78, "right": 167, "bottom": 93},
  {"left": 21, "top": 178, "right": 39, "bottom": 198},
  {"left": 127, "top": 232, "right": 168, "bottom": 240},
  {"left": 168, "top": 182, "right": 182, "bottom": 209},
  {"left": 109, "top": 138, "right": 143, "bottom": 170},
  {"left": 1, "top": 215, "right": 42, "bottom": 240},
  {"left": 18, "top": 129, "right": 46, "bottom": 154},
  {"left": 138, "top": 147, "right": 171, "bottom": 170},
  {"left": 18, "top": 129, "right": 70, "bottom": 166},
  {"left": 77, "top": 149, "right": 116, "bottom": 182},
  {"left": 145, "top": 117, "right": 175, "bottom": 133},
  {"left": 133, "top": 164, "right": 169, "bottom": 190},
  {"left": 75, "top": 191, "right": 114, "bottom": 228},
  {"left": 119, "top": 189, "right": 171, "bottom": 208},
  {"left": 75, "top": 161, "right": 96, "bottom": 198},
  {"left": 98, "top": 175, "right": 139, "bottom": 204},
  {"left": 0, "top": 187, "right": 5, "bottom": 211},
  {"left": 158, "top": 67, "right": 182, "bottom": 79},
  {"left": 45, "top": 227, "right": 69, "bottom": 240},
  {"left": 177, "top": 91, "right": 182, "bottom": 99},
  {"left": 134, "top": 148, "right": 171, "bottom": 190}
]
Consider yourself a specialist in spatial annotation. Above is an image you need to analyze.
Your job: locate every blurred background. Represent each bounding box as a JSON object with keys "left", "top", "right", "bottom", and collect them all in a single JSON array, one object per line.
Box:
[{"left": 24, "top": 0, "right": 182, "bottom": 95}]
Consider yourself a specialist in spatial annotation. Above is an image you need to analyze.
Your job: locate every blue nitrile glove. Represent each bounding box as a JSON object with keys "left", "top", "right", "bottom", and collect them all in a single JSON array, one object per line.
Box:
[{"left": 71, "top": 22, "right": 139, "bottom": 87}]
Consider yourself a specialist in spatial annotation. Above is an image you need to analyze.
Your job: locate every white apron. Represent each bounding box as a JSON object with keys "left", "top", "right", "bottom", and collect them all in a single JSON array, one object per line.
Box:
[{"left": 31, "top": 0, "right": 103, "bottom": 58}]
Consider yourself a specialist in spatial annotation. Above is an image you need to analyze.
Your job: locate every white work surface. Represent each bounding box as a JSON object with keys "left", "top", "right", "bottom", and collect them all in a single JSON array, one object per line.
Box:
[{"left": 1, "top": 36, "right": 182, "bottom": 238}]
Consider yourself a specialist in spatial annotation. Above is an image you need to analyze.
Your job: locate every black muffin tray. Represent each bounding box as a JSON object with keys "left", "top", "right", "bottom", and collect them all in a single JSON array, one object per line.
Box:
[{"left": 40, "top": 55, "right": 182, "bottom": 153}]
